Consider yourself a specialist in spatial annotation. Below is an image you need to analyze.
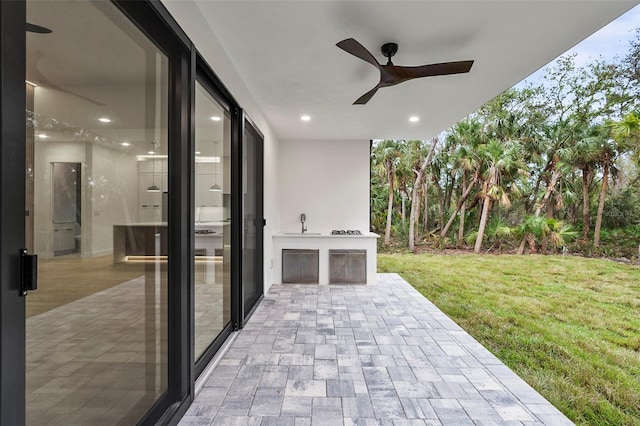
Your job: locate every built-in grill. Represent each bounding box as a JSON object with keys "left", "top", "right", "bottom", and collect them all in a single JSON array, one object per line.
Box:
[{"left": 331, "top": 229, "right": 362, "bottom": 235}]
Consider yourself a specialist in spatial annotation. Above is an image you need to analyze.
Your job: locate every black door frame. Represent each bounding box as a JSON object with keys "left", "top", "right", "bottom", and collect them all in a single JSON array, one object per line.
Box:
[{"left": 0, "top": 0, "right": 27, "bottom": 424}]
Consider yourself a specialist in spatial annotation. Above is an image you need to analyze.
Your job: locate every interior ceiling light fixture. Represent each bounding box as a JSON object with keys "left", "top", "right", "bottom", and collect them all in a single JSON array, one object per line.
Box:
[
  {"left": 210, "top": 116, "right": 221, "bottom": 121},
  {"left": 209, "top": 140, "right": 222, "bottom": 192},
  {"left": 147, "top": 141, "right": 161, "bottom": 193},
  {"left": 301, "top": 115, "right": 311, "bottom": 122},
  {"left": 98, "top": 117, "right": 111, "bottom": 123},
  {"left": 409, "top": 116, "right": 420, "bottom": 123},
  {"left": 37, "top": 134, "right": 48, "bottom": 139},
  {"left": 336, "top": 38, "right": 474, "bottom": 105},
  {"left": 121, "top": 142, "right": 130, "bottom": 147}
]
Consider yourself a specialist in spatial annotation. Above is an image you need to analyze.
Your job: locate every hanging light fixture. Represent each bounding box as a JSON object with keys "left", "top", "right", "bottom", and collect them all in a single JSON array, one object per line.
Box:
[
  {"left": 147, "top": 141, "right": 161, "bottom": 192},
  {"left": 209, "top": 140, "right": 222, "bottom": 192}
]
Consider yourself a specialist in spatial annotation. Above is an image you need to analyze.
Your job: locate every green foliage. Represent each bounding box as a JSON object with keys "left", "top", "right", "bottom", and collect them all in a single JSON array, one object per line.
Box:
[
  {"left": 602, "top": 187, "right": 640, "bottom": 228},
  {"left": 370, "top": 30, "right": 640, "bottom": 256}
]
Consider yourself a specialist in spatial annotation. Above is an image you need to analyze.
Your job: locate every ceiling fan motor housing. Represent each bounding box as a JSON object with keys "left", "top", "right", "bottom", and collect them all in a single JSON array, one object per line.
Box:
[{"left": 381, "top": 42, "right": 398, "bottom": 62}]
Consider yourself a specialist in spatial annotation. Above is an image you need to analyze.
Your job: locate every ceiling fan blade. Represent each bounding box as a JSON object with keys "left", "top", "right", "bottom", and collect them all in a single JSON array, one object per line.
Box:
[
  {"left": 26, "top": 23, "right": 52, "bottom": 34},
  {"left": 353, "top": 85, "right": 380, "bottom": 105},
  {"left": 391, "top": 60, "right": 474, "bottom": 80},
  {"left": 336, "top": 38, "right": 380, "bottom": 69}
]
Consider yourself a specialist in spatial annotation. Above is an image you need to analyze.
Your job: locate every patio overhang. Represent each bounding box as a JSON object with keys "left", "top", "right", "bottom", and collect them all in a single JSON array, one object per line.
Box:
[{"left": 164, "top": 0, "right": 638, "bottom": 141}]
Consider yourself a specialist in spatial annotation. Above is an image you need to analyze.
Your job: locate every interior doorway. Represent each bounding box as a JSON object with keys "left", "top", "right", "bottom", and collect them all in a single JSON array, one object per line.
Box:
[{"left": 52, "top": 162, "right": 81, "bottom": 256}]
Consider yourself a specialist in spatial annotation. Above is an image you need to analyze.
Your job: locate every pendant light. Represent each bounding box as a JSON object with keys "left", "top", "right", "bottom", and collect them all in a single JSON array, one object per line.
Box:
[
  {"left": 147, "top": 141, "right": 161, "bottom": 192},
  {"left": 209, "top": 140, "right": 222, "bottom": 192}
]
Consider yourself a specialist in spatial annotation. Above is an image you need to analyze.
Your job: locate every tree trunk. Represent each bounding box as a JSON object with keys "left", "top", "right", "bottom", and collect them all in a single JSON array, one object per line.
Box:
[
  {"left": 401, "top": 192, "right": 406, "bottom": 225},
  {"left": 384, "top": 166, "right": 394, "bottom": 245},
  {"left": 474, "top": 196, "right": 492, "bottom": 254},
  {"left": 440, "top": 171, "right": 478, "bottom": 239},
  {"left": 593, "top": 161, "right": 609, "bottom": 248},
  {"left": 457, "top": 202, "right": 466, "bottom": 248},
  {"left": 517, "top": 235, "right": 527, "bottom": 254},
  {"left": 517, "top": 168, "right": 561, "bottom": 255},
  {"left": 409, "top": 140, "right": 437, "bottom": 251},
  {"left": 433, "top": 180, "right": 445, "bottom": 232},
  {"left": 422, "top": 180, "right": 429, "bottom": 232},
  {"left": 582, "top": 166, "right": 591, "bottom": 241},
  {"left": 540, "top": 196, "right": 555, "bottom": 254}
]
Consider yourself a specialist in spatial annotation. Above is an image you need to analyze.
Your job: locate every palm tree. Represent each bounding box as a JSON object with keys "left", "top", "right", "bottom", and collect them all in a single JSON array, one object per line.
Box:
[
  {"left": 409, "top": 139, "right": 438, "bottom": 251},
  {"left": 611, "top": 110, "right": 640, "bottom": 148},
  {"left": 593, "top": 111, "right": 640, "bottom": 248},
  {"left": 474, "top": 139, "right": 527, "bottom": 253},
  {"left": 440, "top": 120, "right": 483, "bottom": 242},
  {"left": 591, "top": 116, "right": 638, "bottom": 247},
  {"left": 371, "top": 140, "right": 401, "bottom": 245},
  {"left": 570, "top": 128, "right": 599, "bottom": 241}
]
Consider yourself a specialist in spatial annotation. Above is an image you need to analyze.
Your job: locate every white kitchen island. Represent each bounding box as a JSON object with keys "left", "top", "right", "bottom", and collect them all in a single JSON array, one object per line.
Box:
[{"left": 272, "top": 232, "right": 379, "bottom": 285}]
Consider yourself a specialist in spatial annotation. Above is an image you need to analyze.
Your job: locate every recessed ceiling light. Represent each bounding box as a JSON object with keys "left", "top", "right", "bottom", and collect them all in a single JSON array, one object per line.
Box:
[
  {"left": 148, "top": 151, "right": 155, "bottom": 155},
  {"left": 38, "top": 134, "right": 48, "bottom": 139},
  {"left": 195, "top": 151, "right": 201, "bottom": 155},
  {"left": 98, "top": 117, "right": 111, "bottom": 123},
  {"left": 409, "top": 116, "right": 420, "bottom": 123},
  {"left": 121, "top": 142, "right": 130, "bottom": 147},
  {"left": 301, "top": 115, "right": 311, "bottom": 122},
  {"left": 210, "top": 116, "right": 221, "bottom": 121}
]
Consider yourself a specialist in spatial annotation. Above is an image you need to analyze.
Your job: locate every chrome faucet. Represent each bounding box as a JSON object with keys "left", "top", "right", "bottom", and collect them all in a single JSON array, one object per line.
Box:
[{"left": 300, "top": 213, "right": 307, "bottom": 234}]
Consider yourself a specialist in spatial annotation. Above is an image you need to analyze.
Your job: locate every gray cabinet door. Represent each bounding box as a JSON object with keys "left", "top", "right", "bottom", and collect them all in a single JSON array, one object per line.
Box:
[
  {"left": 282, "top": 249, "right": 319, "bottom": 284},
  {"left": 329, "top": 250, "right": 366, "bottom": 284}
]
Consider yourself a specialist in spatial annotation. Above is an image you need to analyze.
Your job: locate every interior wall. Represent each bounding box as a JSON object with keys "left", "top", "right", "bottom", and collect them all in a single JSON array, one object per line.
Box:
[
  {"left": 88, "top": 143, "right": 138, "bottom": 256},
  {"left": 278, "top": 139, "right": 370, "bottom": 234},
  {"left": 162, "top": 0, "right": 282, "bottom": 289},
  {"left": 33, "top": 140, "right": 138, "bottom": 259}
]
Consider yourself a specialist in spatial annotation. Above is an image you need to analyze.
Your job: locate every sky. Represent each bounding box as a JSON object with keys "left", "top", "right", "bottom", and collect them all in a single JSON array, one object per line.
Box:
[{"left": 515, "top": 3, "right": 640, "bottom": 88}]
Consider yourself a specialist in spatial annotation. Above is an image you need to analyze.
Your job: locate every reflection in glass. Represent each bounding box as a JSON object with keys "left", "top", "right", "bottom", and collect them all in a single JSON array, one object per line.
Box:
[
  {"left": 194, "top": 81, "right": 231, "bottom": 361},
  {"left": 26, "top": 1, "right": 169, "bottom": 424}
]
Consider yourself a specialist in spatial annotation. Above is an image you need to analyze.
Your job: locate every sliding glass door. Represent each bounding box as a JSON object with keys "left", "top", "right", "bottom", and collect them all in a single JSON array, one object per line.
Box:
[
  {"left": 25, "top": 1, "right": 171, "bottom": 423},
  {"left": 2, "top": 0, "right": 264, "bottom": 422},
  {"left": 194, "top": 80, "right": 233, "bottom": 366},
  {"left": 242, "top": 120, "right": 264, "bottom": 323}
]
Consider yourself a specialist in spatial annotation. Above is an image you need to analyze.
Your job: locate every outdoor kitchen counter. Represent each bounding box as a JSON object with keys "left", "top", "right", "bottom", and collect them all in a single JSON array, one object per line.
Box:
[{"left": 273, "top": 232, "right": 379, "bottom": 285}]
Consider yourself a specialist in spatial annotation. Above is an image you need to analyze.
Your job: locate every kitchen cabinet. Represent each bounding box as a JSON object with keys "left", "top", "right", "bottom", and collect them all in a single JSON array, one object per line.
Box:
[
  {"left": 282, "top": 249, "right": 319, "bottom": 284},
  {"left": 329, "top": 249, "right": 366, "bottom": 284}
]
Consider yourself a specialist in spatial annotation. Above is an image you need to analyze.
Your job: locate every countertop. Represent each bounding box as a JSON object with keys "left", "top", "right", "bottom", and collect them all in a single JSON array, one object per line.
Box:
[{"left": 273, "top": 232, "right": 379, "bottom": 238}]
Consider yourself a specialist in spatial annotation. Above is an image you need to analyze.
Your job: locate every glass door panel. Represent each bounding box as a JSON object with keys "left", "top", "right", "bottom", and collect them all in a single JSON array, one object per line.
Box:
[
  {"left": 26, "top": 1, "right": 169, "bottom": 424},
  {"left": 194, "top": 81, "right": 232, "bottom": 361},
  {"left": 242, "top": 122, "right": 264, "bottom": 321}
]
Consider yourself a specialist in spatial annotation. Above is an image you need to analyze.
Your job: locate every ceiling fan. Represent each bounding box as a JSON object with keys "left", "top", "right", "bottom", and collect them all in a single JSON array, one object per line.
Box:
[
  {"left": 336, "top": 38, "right": 474, "bottom": 105},
  {"left": 26, "top": 23, "right": 52, "bottom": 34}
]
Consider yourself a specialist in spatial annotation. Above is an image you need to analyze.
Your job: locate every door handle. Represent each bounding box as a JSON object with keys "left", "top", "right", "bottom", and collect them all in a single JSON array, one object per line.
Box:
[{"left": 20, "top": 249, "right": 38, "bottom": 296}]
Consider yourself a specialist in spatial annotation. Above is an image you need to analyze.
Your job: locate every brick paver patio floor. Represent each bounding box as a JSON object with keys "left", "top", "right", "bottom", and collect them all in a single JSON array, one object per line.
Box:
[{"left": 180, "top": 273, "right": 573, "bottom": 425}]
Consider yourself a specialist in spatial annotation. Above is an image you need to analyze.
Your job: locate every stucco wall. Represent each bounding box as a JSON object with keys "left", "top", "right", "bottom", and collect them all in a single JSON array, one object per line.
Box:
[{"left": 278, "top": 139, "right": 370, "bottom": 234}]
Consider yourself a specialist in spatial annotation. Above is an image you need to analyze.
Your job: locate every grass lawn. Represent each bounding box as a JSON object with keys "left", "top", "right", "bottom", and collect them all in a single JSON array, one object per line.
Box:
[{"left": 378, "top": 253, "right": 640, "bottom": 425}]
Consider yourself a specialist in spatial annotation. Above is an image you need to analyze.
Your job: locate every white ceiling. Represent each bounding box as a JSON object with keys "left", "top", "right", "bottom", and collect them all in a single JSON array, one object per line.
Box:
[{"left": 190, "top": 0, "right": 638, "bottom": 141}]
